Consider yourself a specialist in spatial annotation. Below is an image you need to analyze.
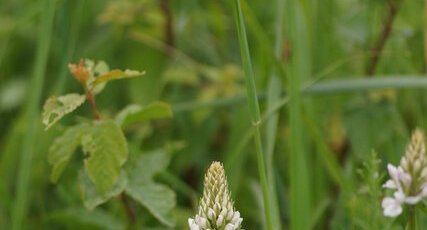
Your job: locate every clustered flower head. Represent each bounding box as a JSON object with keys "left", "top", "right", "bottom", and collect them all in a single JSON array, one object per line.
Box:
[
  {"left": 189, "top": 161, "right": 243, "bottom": 230},
  {"left": 382, "top": 128, "right": 427, "bottom": 217}
]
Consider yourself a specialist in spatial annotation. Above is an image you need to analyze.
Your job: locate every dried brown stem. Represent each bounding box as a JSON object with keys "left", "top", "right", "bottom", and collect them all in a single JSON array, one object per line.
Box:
[
  {"left": 160, "top": 0, "right": 175, "bottom": 55},
  {"left": 365, "top": 0, "right": 402, "bottom": 76}
]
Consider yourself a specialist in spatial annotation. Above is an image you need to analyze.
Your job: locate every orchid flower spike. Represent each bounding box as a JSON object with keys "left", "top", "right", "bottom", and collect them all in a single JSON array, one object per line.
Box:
[
  {"left": 189, "top": 161, "right": 243, "bottom": 230},
  {"left": 382, "top": 128, "right": 427, "bottom": 217}
]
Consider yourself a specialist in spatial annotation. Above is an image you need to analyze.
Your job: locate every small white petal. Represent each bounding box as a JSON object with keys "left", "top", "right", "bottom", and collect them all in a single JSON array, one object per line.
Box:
[
  {"left": 231, "top": 211, "right": 241, "bottom": 224},
  {"left": 387, "top": 164, "right": 398, "bottom": 178},
  {"left": 226, "top": 209, "right": 234, "bottom": 220},
  {"left": 382, "top": 197, "right": 402, "bottom": 217},
  {"left": 225, "top": 223, "right": 237, "bottom": 230},
  {"left": 383, "top": 180, "right": 397, "bottom": 189},
  {"left": 208, "top": 208, "right": 216, "bottom": 220},
  {"left": 188, "top": 218, "right": 200, "bottom": 230},
  {"left": 195, "top": 215, "right": 208, "bottom": 228},
  {"left": 216, "top": 214, "right": 224, "bottom": 227},
  {"left": 219, "top": 208, "right": 228, "bottom": 220},
  {"left": 421, "top": 184, "right": 427, "bottom": 196},
  {"left": 405, "top": 195, "right": 422, "bottom": 205},
  {"left": 393, "top": 191, "right": 406, "bottom": 203},
  {"left": 397, "top": 168, "right": 412, "bottom": 188}
]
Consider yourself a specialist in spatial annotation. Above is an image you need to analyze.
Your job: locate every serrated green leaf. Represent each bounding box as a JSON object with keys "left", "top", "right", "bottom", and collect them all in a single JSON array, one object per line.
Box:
[
  {"left": 89, "top": 60, "right": 109, "bottom": 95},
  {"left": 82, "top": 120, "right": 128, "bottom": 193},
  {"left": 90, "top": 69, "right": 145, "bottom": 88},
  {"left": 48, "top": 123, "right": 89, "bottom": 183},
  {"left": 115, "top": 102, "right": 173, "bottom": 128},
  {"left": 79, "top": 169, "right": 127, "bottom": 210},
  {"left": 125, "top": 149, "right": 176, "bottom": 227},
  {"left": 42, "top": 93, "right": 86, "bottom": 130}
]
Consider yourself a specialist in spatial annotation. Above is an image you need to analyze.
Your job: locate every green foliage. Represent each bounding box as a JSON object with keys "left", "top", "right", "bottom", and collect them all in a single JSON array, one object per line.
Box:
[
  {"left": 48, "top": 207, "right": 125, "bottom": 230},
  {"left": 48, "top": 123, "right": 89, "bottom": 183},
  {"left": 115, "top": 102, "right": 173, "bottom": 128},
  {"left": 42, "top": 94, "right": 86, "bottom": 130},
  {"left": 2, "top": 0, "right": 427, "bottom": 229},
  {"left": 39, "top": 55, "right": 175, "bottom": 227},
  {"left": 347, "top": 151, "right": 393, "bottom": 229},
  {"left": 91, "top": 69, "right": 145, "bottom": 88},
  {"left": 125, "top": 150, "right": 176, "bottom": 227},
  {"left": 82, "top": 120, "right": 128, "bottom": 193},
  {"left": 79, "top": 170, "right": 128, "bottom": 210}
]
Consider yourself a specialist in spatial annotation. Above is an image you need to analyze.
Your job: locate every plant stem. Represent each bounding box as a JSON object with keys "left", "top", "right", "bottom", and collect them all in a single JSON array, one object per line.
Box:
[
  {"left": 11, "top": 0, "right": 55, "bottom": 229},
  {"left": 120, "top": 193, "right": 137, "bottom": 225},
  {"left": 233, "top": 0, "right": 273, "bottom": 229},
  {"left": 263, "top": 0, "right": 285, "bottom": 228},
  {"left": 159, "top": 0, "right": 174, "bottom": 55},
  {"left": 406, "top": 207, "right": 417, "bottom": 230},
  {"left": 365, "top": 0, "right": 402, "bottom": 76},
  {"left": 285, "top": 0, "right": 311, "bottom": 229},
  {"left": 84, "top": 86, "right": 101, "bottom": 120}
]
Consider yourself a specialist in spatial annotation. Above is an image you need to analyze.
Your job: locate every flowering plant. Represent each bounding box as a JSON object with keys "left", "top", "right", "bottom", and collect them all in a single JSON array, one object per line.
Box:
[
  {"left": 189, "top": 162, "right": 243, "bottom": 230},
  {"left": 382, "top": 129, "right": 427, "bottom": 220}
]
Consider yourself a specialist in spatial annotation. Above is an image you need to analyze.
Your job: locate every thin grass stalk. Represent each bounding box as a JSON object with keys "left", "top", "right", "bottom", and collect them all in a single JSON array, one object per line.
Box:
[
  {"left": 11, "top": 0, "right": 56, "bottom": 229},
  {"left": 172, "top": 76, "right": 427, "bottom": 113},
  {"left": 263, "top": 0, "right": 286, "bottom": 228},
  {"left": 233, "top": 0, "right": 273, "bottom": 229},
  {"left": 265, "top": 78, "right": 282, "bottom": 229},
  {"left": 285, "top": 0, "right": 311, "bottom": 229},
  {"left": 303, "top": 77, "right": 427, "bottom": 94}
]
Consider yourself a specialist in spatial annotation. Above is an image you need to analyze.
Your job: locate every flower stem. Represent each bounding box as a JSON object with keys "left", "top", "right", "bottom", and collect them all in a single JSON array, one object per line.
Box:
[{"left": 406, "top": 207, "right": 417, "bottom": 230}]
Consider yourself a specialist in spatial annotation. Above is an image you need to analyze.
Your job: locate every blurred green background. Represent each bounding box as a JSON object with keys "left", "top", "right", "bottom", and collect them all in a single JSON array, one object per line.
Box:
[{"left": 1, "top": 0, "right": 427, "bottom": 229}]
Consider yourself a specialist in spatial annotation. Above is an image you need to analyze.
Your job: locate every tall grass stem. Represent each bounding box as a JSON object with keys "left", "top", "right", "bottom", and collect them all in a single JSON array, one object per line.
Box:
[
  {"left": 285, "top": 0, "right": 311, "bottom": 229},
  {"left": 11, "top": 0, "right": 56, "bottom": 229},
  {"left": 233, "top": 0, "right": 273, "bottom": 229}
]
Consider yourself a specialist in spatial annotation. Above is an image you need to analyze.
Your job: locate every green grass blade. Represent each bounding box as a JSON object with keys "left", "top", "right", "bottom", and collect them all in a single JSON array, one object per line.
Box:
[
  {"left": 11, "top": 0, "right": 56, "bottom": 229},
  {"left": 303, "top": 76, "right": 427, "bottom": 94},
  {"left": 263, "top": 0, "right": 285, "bottom": 228},
  {"left": 265, "top": 77, "right": 283, "bottom": 229},
  {"left": 285, "top": 0, "right": 311, "bottom": 229},
  {"left": 233, "top": 0, "right": 273, "bottom": 228}
]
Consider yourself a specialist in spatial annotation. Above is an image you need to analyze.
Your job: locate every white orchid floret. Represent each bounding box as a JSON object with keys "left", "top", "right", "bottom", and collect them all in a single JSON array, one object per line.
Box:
[
  {"left": 382, "top": 164, "right": 427, "bottom": 217},
  {"left": 188, "top": 161, "right": 243, "bottom": 230},
  {"left": 382, "top": 129, "right": 427, "bottom": 217}
]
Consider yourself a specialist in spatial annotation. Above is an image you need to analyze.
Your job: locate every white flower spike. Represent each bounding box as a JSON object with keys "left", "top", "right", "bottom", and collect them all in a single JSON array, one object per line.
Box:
[
  {"left": 382, "top": 129, "right": 427, "bottom": 217},
  {"left": 189, "top": 161, "right": 243, "bottom": 230}
]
